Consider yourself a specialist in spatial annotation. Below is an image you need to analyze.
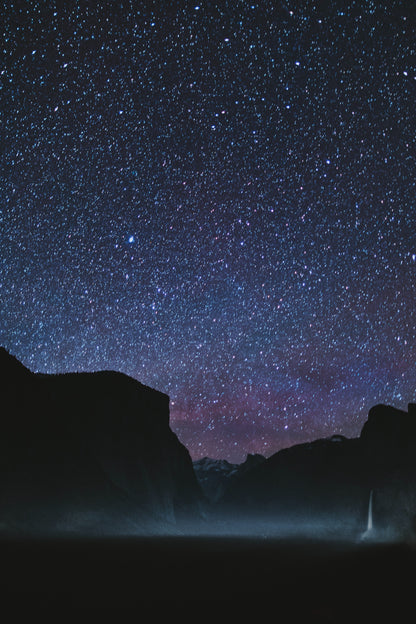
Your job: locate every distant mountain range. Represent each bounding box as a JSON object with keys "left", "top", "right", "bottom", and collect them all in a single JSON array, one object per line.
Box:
[
  {"left": 2, "top": 346, "right": 416, "bottom": 540},
  {"left": 193, "top": 454, "right": 266, "bottom": 503}
]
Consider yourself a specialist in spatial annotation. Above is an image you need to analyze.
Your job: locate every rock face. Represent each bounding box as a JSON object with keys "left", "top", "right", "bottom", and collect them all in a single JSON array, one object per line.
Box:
[
  {"left": 361, "top": 403, "right": 416, "bottom": 457},
  {"left": 0, "top": 348, "right": 202, "bottom": 534},
  {"left": 220, "top": 405, "right": 416, "bottom": 539}
]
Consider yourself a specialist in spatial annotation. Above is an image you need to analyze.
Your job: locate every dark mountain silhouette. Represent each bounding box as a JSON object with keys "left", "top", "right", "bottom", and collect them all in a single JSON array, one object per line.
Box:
[
  {"left": 3, "top": 346, "right": 416, "bottom": 541},
  {"left": 218, "top": 404, "right": 416, "bottom": 539},
  {"left": 0, "top": 347, "right": 203, "bottom": 534}
]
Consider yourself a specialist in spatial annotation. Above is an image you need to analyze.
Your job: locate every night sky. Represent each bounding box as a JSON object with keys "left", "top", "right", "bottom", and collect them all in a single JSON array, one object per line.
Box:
[{"left": 2, "top": 1, "right": 416, "bottom": 462}]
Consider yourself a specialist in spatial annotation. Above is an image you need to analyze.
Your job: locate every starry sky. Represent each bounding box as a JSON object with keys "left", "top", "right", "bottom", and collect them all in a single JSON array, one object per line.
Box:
[{"left": 1, "top": 1, "right": 416, "bottom": 462}]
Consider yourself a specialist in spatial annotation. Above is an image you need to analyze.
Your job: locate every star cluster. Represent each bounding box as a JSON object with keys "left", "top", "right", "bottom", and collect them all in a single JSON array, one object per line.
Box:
[{"left": 1, "top": 1, "right": 416, "bottom": 461}]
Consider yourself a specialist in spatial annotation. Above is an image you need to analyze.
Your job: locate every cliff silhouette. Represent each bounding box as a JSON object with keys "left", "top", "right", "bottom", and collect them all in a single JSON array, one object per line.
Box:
[{"left": 0, "top": 347, "right": 203, "bottom": 533}]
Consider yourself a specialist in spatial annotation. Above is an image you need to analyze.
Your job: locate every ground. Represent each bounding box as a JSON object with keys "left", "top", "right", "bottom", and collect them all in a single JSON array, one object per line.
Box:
[{"left": 1, "top": 536, "right": 414, "bottom": 621}]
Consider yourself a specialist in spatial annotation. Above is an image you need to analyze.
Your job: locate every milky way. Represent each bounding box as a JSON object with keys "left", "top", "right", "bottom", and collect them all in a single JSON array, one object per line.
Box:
[{"left": 1, "top": 1, "right": 416, "bottom": 461}]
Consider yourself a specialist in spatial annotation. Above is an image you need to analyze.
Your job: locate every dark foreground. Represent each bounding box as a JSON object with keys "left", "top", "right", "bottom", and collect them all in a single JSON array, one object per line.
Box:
[{"left": 1, "top": 535, "right": 415, "bottom": 621}]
